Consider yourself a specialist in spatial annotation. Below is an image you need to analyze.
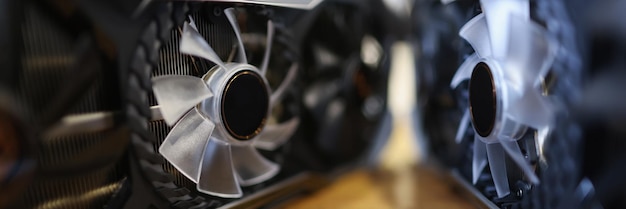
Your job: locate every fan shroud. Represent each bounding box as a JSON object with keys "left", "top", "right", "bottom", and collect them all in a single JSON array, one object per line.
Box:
[{"left": 145, "top": 4, "right": 300, "bottom": 200}]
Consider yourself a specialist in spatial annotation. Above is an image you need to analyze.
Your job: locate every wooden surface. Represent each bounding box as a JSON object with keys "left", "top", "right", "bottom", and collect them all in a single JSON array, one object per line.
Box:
[{"left": 282, "top": 167, "right": 475, "bottom": 209}]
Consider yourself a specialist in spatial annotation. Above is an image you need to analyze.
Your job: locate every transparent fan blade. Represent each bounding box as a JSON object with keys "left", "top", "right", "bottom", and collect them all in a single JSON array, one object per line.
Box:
[
  {"left": 180, "top": 18, "right": 227, "bottom": 70},
  {"left": 159, "top": 109, "right": 214, "bottom": 182},
  {"left": 207, "top": 0, "right": 322, "bottom": 10},
  {"left": 459, "top": 14, "right": 492, "bottom": 58},
  {"left": 504, "top": 15, "right": 556, "bottom": 87},
  {"left": 224, "top": 8, "right": 248, "bottom": 64},
  {"left": 197, "top": 139, "right": 242, "bottom": 198},
  {"left": 451, "top": 54, "right": 480, "bottom": 88},
  {"left": 231, "top": 145, "right": 279, "bottom": 186},
  {"left": 536, "top": 126, "right": 549, "bottom": 155},
  {"left": 260, "top": 20, "right": 274, "bottom": 75},
  {"left": 507, "top": 89, "right": 553, "bottom": 129},
  {"left": 270, "top": 63, "right": 298, "bottom": 107},
  {"left": 152, "top": 75, "right": 213, "bottom": 125},
  {"left": 188, "top": 15, "right": 199, "bottom": 31},
  {"left": 486, "top": 143, "right": 510, "bottom": 197},
  {"left": 455, "top": 109, "right": 470, "bottom": 143},
  {"left": 473, "top": 137, "right": 488, "bottom": 184},
  {"left": 254, "top": 117, "right": 300, "bottom": 150},
  {"left": 480, "top": 0, "right": 529, "bottom": 58},
  {"left": 499, "top": 140, "right": 539, "bottom": 184}
]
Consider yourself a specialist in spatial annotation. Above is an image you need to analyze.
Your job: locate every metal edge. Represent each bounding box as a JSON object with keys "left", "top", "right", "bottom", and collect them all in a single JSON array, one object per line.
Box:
[
  {"left": 204, "top": 0, "right": 324, "bottom": 10},
  {"left": 218, "top": 172, "right": 328, "bottom": 209},
  {"left": 449, "top": 169, "right": 499, "bottom": 209}
]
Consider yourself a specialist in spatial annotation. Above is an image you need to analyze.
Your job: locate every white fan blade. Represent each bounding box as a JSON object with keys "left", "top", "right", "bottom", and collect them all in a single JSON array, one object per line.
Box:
[
  {"left": 260, "top": 20, "right": 274, "bottom": 75},
  {"left": 197, "top": 139, "right": 242, "bottom": 198},
  {"left": 188, "top": 15, "right": 199, "bottom": 31},
  {"left": 486, "top": 143, "right": 510, "bottom": 197},
  {"left": 480, "top": 0, "right": 529, "bottom": 59},
  {"left": 152, "top": 75, "right": 213, "bottom": 126},
  {"left": 473, "top": 137, "right": 488, "bottom": 184},
  {"left": 506, "top": 89, "right": 553, "bottom": 129},
  {"left": 203, "top": 0, "right": 322, "bottom": 10},
  {"left": 253, "top": 117, "right": 300, "bottom": 150},
  {"left": 459, "top": 14, "right": 492, "bottom": 58},
  {"left": 451, "top": 54, "right": 480, "bottom": 88},
  {"left": 231, "top": 145, "right": 280, "bottom": 186},
  {"left": 225, "top": 8, "right": 248, "bottom": 64},
  {"left": 504, "top": 14, "right": 556, "bottom": 88},
  {"left": 455, "top": 109, "right": 470, "bottom": 143},
  {"left": 499, "top": 140, "right": 539, "bottom": 184},
  {"left": 270, "top": 63, "right": 299, "bottom": 107},
  {"left": 536, "top": 126, "right": 549, "bottom": 155},
  {"left": 180, "top": 18, "right": 227, "bottom": 70},
  {"left": 159, "top": 109, "right": 214, "bottom": 182}
]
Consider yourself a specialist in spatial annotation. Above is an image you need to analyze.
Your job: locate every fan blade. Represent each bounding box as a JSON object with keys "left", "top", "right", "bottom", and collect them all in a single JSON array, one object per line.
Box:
[
  {"left": 504, "top": 15, "right": 556, "bottom": 88},
  {"left": 260, "top": 20, "right": 274, "bottom": 76},
  {"left": 205, "top": 0, "right": 322, "bottom": 10},
  {"left": 451, "top": 54, "right": 480, "bottom": 88},
  {"left": 231, "top": 145, "right": 280, "bottom": 186},
  {"left": 188, "top": 15, "right": 199, "bottom": 31},
  {"left": 254, "top": 117, "right": 300, "bottom": 150},
  {"left": 180, "top": 18, "right": 227, "bottom": 70},
  {"left": 304, "top": 80, "right": 340, "bottom": 110},
  {"left": 224, "top": 8, "right": 248, "bottom": 64},
  {"left": 486, "top": 143, "right": 510, "bottom": 197},
  {"left": 318, "top": 99, "right": 346, "bottom": 153},
  {"left": 506, "top": 89, "right": 553, "bottom": 129},
  {"left": 270, "top": 63, "right": 298, "bottom": 107},
  {"left": 536, "top": 126, "right": 549, "bottom": 155},
  {"left": 197, "top": 139, "right": 242, "bottom": 198},
  {"left": 499, "top": 140, "right": 539, "bottom": 184},
  {"left": 455, "top": 109, "right": 470, "bottom": 143},
  {"left": 158, "top": 109, "right": 214, "bottom": 182},
  {"left": 459, "top": 14, "right": 492, "bottom": 58},
  {"left": 480, "top": 0, "right": 529, "bottom": 59},
  {"left": 152, "top": 75, "right": 213, "bottom": 126},
  {"left": 473, "top": 137, "right": 488, "bottom": 184}
]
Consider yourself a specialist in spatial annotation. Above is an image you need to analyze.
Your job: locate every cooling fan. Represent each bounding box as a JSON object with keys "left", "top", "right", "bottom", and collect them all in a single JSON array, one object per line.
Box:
[
  {"left": 149, "top": 8, "right": 299, "bottom": 198},
  {"left": 450, "top": 0, "right": 556, "bottom": 197},
  {"left": 295, "top": 0, "right": 391, "bottom": 170},
  {"left": 415, "top": 0, "right": 583, "bottom": 206},
  {"left": 0, "top": 0, "right": 323, "bottom": 208}
]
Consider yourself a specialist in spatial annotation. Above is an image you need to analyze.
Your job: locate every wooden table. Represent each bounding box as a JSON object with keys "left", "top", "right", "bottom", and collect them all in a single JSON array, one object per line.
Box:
[{"left": 283, "top": 166, "right": 476, "bottom": 209}]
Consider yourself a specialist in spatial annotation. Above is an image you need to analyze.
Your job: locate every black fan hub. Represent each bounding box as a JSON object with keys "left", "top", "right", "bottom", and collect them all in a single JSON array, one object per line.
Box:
[
  {"left": 469, "top": 62, "right": 497, "bottom": 137},
  {"left": 221, "top": 70, "right": 269, "bottom": 140}
]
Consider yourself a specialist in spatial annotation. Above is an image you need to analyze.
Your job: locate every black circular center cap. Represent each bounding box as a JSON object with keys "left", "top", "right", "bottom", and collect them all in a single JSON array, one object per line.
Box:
[
  {"left": 469, "top": 62, "right": 497, "bottom": 137},
  {"left": 221, "top": 70, "right": 269, "bottom": 140}
]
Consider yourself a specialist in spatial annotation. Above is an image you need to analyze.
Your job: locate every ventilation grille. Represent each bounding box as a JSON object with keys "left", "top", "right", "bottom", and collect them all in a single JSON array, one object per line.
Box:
[
  {"left": 18, "top": 5, "right": 117, "bottom": 117},
  {"left": 12, "top": 3, "right": 125, "bottom": 208}
]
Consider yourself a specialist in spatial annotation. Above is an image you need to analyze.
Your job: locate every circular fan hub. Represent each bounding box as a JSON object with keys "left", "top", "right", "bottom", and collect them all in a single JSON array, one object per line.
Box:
[
  {"left": 469, "top": 62, "right": 497, "bottom": 137},
  {"left": 221, "top": 70, "right": 269, "bottom": 140}
]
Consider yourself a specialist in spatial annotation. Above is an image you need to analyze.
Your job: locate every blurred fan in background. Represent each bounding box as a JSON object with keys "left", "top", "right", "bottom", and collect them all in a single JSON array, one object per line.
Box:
[{"left": 412, "top": 0, "right": 626, "bottom": 208}]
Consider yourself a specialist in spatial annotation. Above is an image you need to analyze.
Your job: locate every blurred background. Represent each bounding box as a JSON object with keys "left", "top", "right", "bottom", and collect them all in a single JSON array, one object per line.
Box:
[{"left": 283, "top": 41, "right": 474, "bottom": 209}]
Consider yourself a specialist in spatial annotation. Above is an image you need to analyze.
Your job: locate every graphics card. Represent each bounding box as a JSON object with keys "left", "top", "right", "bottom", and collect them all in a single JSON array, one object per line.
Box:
[
  {"left": 0, "top": 0, "right": 392, "bottom": 208},
  {"left": 413, "top": 0, "right": 626, "bottom": 208}
]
